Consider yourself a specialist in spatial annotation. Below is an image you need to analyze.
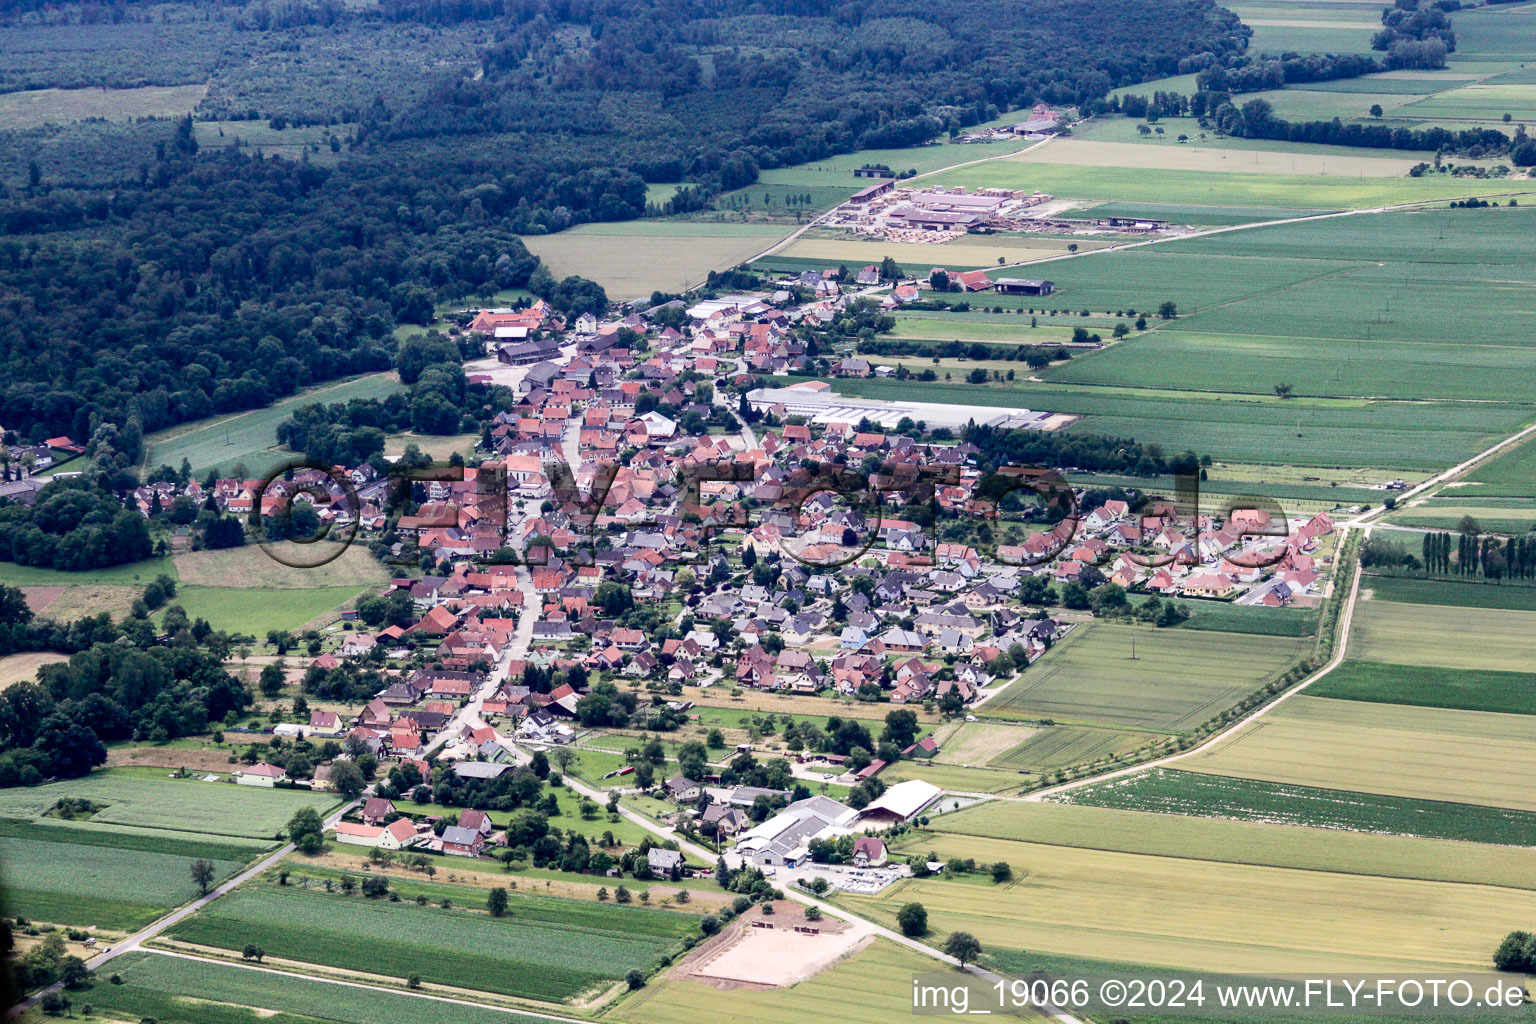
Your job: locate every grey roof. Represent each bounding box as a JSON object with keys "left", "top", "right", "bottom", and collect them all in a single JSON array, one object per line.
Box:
[
  {"left": 451, "top": 761, "right": 513, "bottom": 780},
  {"left": 441, "top": 825, "right": 483, "bottom": 846}
]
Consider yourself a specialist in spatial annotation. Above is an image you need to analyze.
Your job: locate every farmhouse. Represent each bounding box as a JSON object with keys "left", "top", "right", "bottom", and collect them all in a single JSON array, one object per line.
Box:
[
  {"left": 994, "top": 278, "right": 1054, "bottom": 296},
  {"left": 735, "top": 795, "right": 858, "bottom": 867},
  {"left": 335, "top": 818, "right": 422, "bottom": 850}
]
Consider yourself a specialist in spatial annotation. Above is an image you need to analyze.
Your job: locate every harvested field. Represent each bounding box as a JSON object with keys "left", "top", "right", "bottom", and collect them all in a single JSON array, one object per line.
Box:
[
  {"left": 0, "top": 651, "right": 67, "bottom": 690},
  {"left": 20, "top": 586, "right": 63, "bottom": 613},
  {"left": 173, "top": 543, "right": 389, "bottom": 590}
]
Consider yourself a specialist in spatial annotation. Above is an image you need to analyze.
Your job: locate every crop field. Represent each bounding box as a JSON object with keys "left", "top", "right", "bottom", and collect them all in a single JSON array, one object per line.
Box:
[
  {"left": 1360, "top": 574, "right": 1536, "bottom": 611},
  {"left": 143, "top": 372, "right": 403, "bottom": 478},
  {"left": 522, "top": 222, "right": 786, "bottom": 299},
  {"left": 1454, "top": 433, "right": 1536, "bottom": 497},
  {"left": 0, "top": 83, "right": 208, "bottom": 129},
  {"left": 619, "top": 939, "right": 965, "bottom": 1024},
  {"left": 878, "top": 760, "right": 1030, "bottom": 795},
  {"left": 0, "top": 773, "right": 337, "bottom": 839},
  {"left": 1049, "top": 768, "right": 1536, "bottom": 847},
  {"left": 773, "top": 237, "right": 1068, "bottom": 271},
  {"left": 926, "top": 161, "right": 1503, "bottom": 209},
  {"left": 0, "top": 651, "right": 68, "bottom": 690},
  {"left": 0, "top": 831, "right": 245, "bottom": 930},
  {"left": 980, "top": 623, "right": 1308, "bottom": 732},
  {"left": 1308, "top": 660, "right": 1536, "bottom": 716},
  {"left": 927, "top": 798, "right": 1536, "bottom": 889},
  {"left": 989, "top": 724, "right": 1150, "bottom": 771},
  {"left": 931, "top": 721, "right": 1038, "bottom": 765},
  {"left": 1023, "top": 137, "right": 1424, "bottom": 177},
  {"left": 1348, "top": 598, "right": 1536, "bottom": 672},
  {"left": 1082, "top": 200, "right": 1330, "bottom": 226},
  {"left": 173, "top": 543, "right": 388, "bottom": 591},
  {"left": 165, "top": 882, "right": 696, "bottom": 1001},
  {"left": 1181, "top": 696, "right": 1536, "bottom": 810},
  {"left": 1448, "top": 2, "right": 1536, "bottom": 61},
  {"left": 77, "top": 950, "right": 545, "bottom": 1024},
  {"left": 160, "top": 584, "right": 366, "bottom": 636},
  {"left": 886, "top": 317, "right": 1082, "bottom": 346},
  {"left": 810, "top": 376, "right": 1530, "bottom": 470},
  {"left": 851, "top": 832, "right": 1536, "bottom": 973}
]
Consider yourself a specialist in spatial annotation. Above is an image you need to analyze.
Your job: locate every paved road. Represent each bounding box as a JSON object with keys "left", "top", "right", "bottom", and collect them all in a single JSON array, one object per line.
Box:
[{"left": 9, "top": 798, "right": 357, "bottom": 1015}]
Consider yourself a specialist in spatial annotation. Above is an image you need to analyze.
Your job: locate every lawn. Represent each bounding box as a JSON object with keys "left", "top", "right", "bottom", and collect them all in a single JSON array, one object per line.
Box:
[
  {"left": 849, "top": 832, "right": 1536, "bottom": 974},
  {"left": 980, "top": 623, "right": 1309, "bottom": 732},
  {"left": 618, "top": 939, "right": 963, "bottom": 1024},
  {"left": 0, "top": 554, "right": 178, "bottom": 588},
  {"left": 165, "top": 881, "right": 697, "bottom": 1001},
  {"left": 158, "top": 584, "right": 367, "bottom": 636},
  {"left": 75, "top": 950, "right": 549, "bottom": 1024},
  {"left": 927, "top": 798, "right": 1536, "bottom": 890},
  {"left": 1049, "top": 767, "right": 1536, "bottom": 848},
  {"left": 1308, "top": 660, "right": 1536, "bottom": 716},
  {"left": 142, "top": 372, "right": 403, "bottom": 479},
  {"left": 520, "top": 222, "right": 787, "bottom": 300},
  {"left": 1348, "top": 598, "right": 1536, "bottom": 672},
  {"left": 0, "top": 772, "right": 338, "bottom": 839},
  {"left": 1181, "top": 695, "right": 1536, "bottom": 811}
]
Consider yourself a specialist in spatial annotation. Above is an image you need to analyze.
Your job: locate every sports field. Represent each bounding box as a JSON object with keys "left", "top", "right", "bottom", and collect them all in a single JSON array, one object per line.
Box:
[
  {"left": 143, "top": 372, "right": 403, "bottom": 478},
  {"left": 1181, "top": 696, "right": 1536, "bottom": 810},
  {"left": 928, "top": 798, "right": 1536, "bottom": 888},
  {"left": 850, "top": 832, "right": 1536, "bottom": 973},
  {"left": 980, "top": 623, "right": 1308, "bottom": 732},
  {"left": 1348, "top": 598, "right": 1536, "bottom": 672},
  {"left": 1048, "top": 768, "right": 1536, "bottom": 848},
  {"left": 0, "top": 772, "right": 338, "bottom": 839},
  {"left": 165, "top": 882, "right": 696, "bottom": 1001},
  {"left": 522, "top": 222, "right": 786, "bottom": 299},
  {"left": 75, "top": 950, "right": 548, "bottom": 1024}
]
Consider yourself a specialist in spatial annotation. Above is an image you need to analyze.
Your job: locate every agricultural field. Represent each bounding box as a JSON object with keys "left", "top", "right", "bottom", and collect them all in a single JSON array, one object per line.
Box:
[
  {"left": 193, "top": 119, "right": 354, "bottom": 166},
  {"left": 158, "top": 584, "right": 367, "bottom": 636},
  {"left": 980, "top": 622, "right": 1309, "bottom": 732},
  {"left": 73, "top": 950, "right": 547, "bottom": 1024},
  {"left": 926, "top": 160, "right": 1506, "bottom": 209},
  {"left": 769, "top": 233, "right": 1099, "bottom": 273},
  {"left": 1359, "top": 573, "right": 1536, "bottom": 610},
  {"left": 1444, "top": 432, "right": 1536, "bottom": 498},
  {"left": 618, "top": 939, "right": 967, "bottom": 1024},
  {"left": 1049, "top": 767, "right": 1536, "bottom": 847},
  {"left": 1181, "top": 695, "right": 1536, "bottom": 811},
  {"left": 929, "top": 798, "right": 1536, "bottom": 889},
  {"left": 0, "top": 818, "right": 253, "bottom": 930},
  {"left": 164, "top": 881, "right": 697, "bottom": 1001},
  {"left": 1024, "top": 137, "right": 1427, "bottom": 177},
  {"left": 988, "top": 724, "right": 1152, "bottom": 771},
  {"left": 1348, "top": 598, "right": 1536, "bottom": 672},
  {"left": 0, "top": 83, "right": 207, "bottom": 130},
  {"left": 1308, "top": 660, "right": 1536, "bottom": 716},
  {"left": 172, "top": 543, "right": 388, "bottom": 591},
  {"left": 521, "top": 222, "right": 786, "bottom": 300},
  {"left": 0, "top": 651, "right": 68, "bottom": 690},
  {"left": 851, "top": 832, "right": 1536, "bottom": 973},
  {"left": 142, "top": 372, "right": 404, "bottom": 479},
  {"left": 0, "top": 555, "right": 179, "bottom": 590},
  {"left": 0, "top": 772, "right": 337, "bottom": 839},
  {"left": 878, "top": 760, "right": 1031, "bottom": 795}
]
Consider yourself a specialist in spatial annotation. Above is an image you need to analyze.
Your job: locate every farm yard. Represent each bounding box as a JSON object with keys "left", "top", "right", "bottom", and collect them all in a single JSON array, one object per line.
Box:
[
  {"left": 1180, "top": 696, "right": 1536, "bottom": 811},
  {"left": 163, "top": 881, "right": 698, "bottom": 1001},
  {"left": 930, "top": 798, "right": 1536, "bottom": 889},
  {"left": 1049, "top": 768, "right": 1536, "bottom": 848},
  {"left": 72, "top": 950, "right": 548, "bottom": 1024},
  {"left": 979, "top": 622, "right": 1309, "bottom": 733},
  {"left": 0, "top": 772, "right": 337, "bottom": 839},
  {"left": 852, "top": 832, "right": 1536, "bottom": 974}
]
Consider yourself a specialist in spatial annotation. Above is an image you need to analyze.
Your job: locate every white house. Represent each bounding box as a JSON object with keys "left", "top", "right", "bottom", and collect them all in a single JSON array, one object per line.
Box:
[{"left": 234, "top": 762, "right": 287, "bottom": 788}]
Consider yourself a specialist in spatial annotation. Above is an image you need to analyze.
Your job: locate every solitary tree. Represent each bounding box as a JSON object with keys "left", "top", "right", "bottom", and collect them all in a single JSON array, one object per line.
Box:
[
  {"left": 242, "top": 943, "right": 265, "bottom": 962},
  {"left": 897, "top": 902, "right": 929, "bottom": 936},
  {"left": 944, "top": 931, "right": 983, "bottom": 967},
  {"left": 1370, "top": 103, "right": 1384, "bottom": 118},
  {"left": 191, "top": 858, "right": 216, "bottom": 895},
  {"left": 1273, "top": 382, "right": 1294, "bottom": 399},
  {"left": 487, "top": 887, "right": 510, "bottom": 917}
]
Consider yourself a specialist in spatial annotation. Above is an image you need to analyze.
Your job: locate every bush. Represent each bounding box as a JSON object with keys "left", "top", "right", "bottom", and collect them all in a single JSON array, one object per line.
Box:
[
  {"left": 700, "top": 915, "right": 720, "bottom": 935},
  {"left": 625, "top": 969, "right": 646, "bottom": 990}
]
